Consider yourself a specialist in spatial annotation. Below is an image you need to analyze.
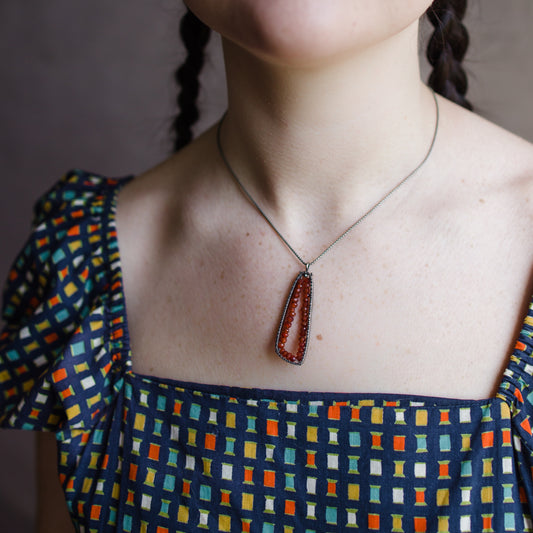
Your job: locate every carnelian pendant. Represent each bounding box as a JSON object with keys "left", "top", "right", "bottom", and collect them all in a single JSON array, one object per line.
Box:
[{"left": 275, "top": 271, "right": 313, "bottom": 365}]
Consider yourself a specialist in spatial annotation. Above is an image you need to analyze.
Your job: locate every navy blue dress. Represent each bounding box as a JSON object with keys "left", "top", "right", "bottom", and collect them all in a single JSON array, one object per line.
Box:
[{"left": 2, "top": 170, "right": 533, "bottom": 532}]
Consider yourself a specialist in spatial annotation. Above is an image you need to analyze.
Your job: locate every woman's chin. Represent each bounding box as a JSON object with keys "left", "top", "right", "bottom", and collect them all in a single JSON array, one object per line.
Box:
[{"left": 188, "top": 0, "right": 433, "bottom": 70}]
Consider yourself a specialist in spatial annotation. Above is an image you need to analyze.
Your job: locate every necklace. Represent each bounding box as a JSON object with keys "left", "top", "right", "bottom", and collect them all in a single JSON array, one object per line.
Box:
[{"left": 216, "top": 90, "right": 440, "bottom": 365}]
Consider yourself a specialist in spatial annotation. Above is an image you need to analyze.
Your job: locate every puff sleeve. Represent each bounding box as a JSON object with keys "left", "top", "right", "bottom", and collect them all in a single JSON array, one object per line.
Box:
[
  {"left": 0, "top": 170, "right": 133, "bottom": 436},
  {"left": 496, "top": 295, "right": 533, "bottom": 509}
]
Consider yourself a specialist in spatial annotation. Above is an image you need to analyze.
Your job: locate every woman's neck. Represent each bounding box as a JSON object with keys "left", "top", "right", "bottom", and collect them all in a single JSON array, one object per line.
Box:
[{"left": 218, "top": 17, "right": 438, "bottom": 233}]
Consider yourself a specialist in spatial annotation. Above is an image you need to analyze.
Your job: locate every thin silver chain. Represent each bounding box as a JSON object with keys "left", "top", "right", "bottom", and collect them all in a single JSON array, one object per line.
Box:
[{"left": 216, "top": 90, "right": 439, "bottom": 271}]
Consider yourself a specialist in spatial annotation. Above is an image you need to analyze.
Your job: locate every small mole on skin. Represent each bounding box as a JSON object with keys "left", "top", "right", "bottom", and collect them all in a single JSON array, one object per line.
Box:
[
  {"left": 316, "top": 334, "right": 323, "bottom": 341},
  {"left": 479, "top": 198, "right": 486, "bottom": 204},
  {"left": 246, "top": 232, "right": 250, "bottom": 237}
]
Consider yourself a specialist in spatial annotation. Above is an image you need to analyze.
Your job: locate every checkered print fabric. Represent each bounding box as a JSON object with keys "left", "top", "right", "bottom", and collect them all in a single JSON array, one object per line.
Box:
[{"left": 2, "top": 170, "right": 533, "bottom": 532}]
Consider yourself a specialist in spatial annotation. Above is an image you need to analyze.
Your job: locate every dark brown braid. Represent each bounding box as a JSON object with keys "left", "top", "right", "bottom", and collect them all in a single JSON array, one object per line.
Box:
[
  {"left": 171, "top": 8, "right": 211, "bottom": 152},
  {"left": 426, "top": 0, "right": 472, "bottom": 110}
]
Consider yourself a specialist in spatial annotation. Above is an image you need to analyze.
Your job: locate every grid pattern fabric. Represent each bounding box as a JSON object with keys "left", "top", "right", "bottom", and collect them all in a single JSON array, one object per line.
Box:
[{"left": 1, "top": 170, "right": 533, "bottom": 532}]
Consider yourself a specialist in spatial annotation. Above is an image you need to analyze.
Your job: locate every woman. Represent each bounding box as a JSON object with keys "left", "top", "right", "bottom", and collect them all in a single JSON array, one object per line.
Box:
[{"left": 2, "top": 1, "right": 533, "bottom": 531}]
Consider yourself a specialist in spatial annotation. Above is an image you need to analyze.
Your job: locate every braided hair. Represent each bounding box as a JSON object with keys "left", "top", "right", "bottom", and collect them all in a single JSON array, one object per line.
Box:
[
  {"left": 171, "top": 8, "right": 211, "bottom": 152},
  {"left": 171, "top": 0, "right": 471, "bottom": 152},
  {"left": 426, "top": 0, "right": 472, "bottom": 110}
]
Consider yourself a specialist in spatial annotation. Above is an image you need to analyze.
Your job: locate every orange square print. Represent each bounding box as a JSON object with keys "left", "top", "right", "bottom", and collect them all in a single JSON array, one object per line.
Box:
[
  {"left": 267, "top": 419, "right": 279, "bottom": 436},
  {"left": 502, "top": 428, "right": 511, "bottom": 445},
  {"left": 285, "top": 500, "right": 296, "bottom": 515},
  {"left": 90, "top": 505, "right": 101, "bottom": 520},
  {"left": 482, "top": 431, "right": 494, "bottom": 448},
  {"left": 244, "top": 467, "right": 253, "bottom": 483},
  {"left": 393, "top": 435, "right": 405, "bottom": 451},
  {"left": 414, "top": 517, "right": 427, "bottom": 532},
  {"left": 328, "top": 405, "right": 341, "bottom": 420},
  {"left": 205, "top": 433, "right": 216, "bottom": 450},
  {"left": 368, "top": 514, "right": 380, "bottom": 530},
  {"left": 264, "top": 470, "right": 275, "bottom": 488},
  {"left": 148, "top": 443, "right": 160, "bottom": 461}
]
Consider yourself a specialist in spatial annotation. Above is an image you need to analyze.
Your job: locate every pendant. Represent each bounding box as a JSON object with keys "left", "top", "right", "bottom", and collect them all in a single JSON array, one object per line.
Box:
[{"left": 275, "top": 271, "right": 313, "bottom": 365}]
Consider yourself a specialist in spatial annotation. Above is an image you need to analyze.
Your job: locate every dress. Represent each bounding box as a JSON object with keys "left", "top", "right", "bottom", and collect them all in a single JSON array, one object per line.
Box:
[{"left": 1, "top": 169, "right": 533, "bottom": 533}]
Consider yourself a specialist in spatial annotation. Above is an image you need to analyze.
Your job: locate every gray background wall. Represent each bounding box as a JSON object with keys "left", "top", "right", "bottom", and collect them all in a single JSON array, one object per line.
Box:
[{"left": 1, "top": 1, "right": 532, "bottom": 531}]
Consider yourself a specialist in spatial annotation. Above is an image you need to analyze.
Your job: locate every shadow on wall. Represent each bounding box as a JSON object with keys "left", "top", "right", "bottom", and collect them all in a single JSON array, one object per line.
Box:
[{"left": 0, "top": 430, "right": 36, "bottom": 532}]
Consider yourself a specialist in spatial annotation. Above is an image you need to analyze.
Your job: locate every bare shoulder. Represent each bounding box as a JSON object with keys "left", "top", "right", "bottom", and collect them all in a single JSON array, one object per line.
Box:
[
  {"left": 116, "top": 126, "right": 218, "bottom": 231},
  {"left": 437, "top": 95, "right": 533, "bottom": 240},
  {"left": 113, "top": 126, "right": 223, "bottom": 358},
  {"left": 439, "top": 95, "right": 533, "bottom": 188},
  {"left": 115, "top": 127, "right": 217, "bottom": 259}
]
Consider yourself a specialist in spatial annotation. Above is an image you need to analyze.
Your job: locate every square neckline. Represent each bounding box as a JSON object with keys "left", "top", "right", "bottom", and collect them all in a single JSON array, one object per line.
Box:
[{"left": 107, "top": 173, "right": 530, "bottom": 406}]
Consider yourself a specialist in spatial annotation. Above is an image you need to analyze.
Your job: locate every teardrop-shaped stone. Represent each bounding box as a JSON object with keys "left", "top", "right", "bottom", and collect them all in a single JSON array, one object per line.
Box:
[{"left": 275, "top": 271, "right": 313, "bottom": 365}]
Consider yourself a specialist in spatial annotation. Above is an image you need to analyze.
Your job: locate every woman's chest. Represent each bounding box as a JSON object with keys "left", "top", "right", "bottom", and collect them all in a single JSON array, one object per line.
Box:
[{"left": 122, "top": 208, "right": 531, "bottom": 399}]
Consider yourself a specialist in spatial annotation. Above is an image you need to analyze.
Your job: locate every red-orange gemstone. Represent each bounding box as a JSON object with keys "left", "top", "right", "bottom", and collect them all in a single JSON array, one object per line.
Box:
[{"left": 275, "top": 271, "right": 313, "bottom": 365}]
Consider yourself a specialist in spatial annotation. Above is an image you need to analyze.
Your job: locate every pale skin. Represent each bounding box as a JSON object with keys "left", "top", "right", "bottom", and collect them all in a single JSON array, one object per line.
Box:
[{"left": 37, "top": 1, "right": 533, "bottom": 530}]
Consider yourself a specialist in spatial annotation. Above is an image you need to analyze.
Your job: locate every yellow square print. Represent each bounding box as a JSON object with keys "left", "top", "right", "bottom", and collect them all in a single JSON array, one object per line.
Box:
[
  {"left": 64, "top": 281, "right": 78, "bottom": 297},
  {"left": 178, "top": 505, "right": 189, "bottom": 523},
  {"left": 82, "top": 477, "right": 93, "bottom": 494},
  {"left": 134, "top": 413, "right": 146, "bottom": 431},
  {"left": 436, "top": 489, "right": 449, "bottom": 507},
  {"left": 307, "top": 426, "right": 318, "bottom": 442},
  {"left": 111, "top": 483, "right": 121, "bottom": 500},
  {"left": 244, "top": 441, "right": 257, "bottom": 459},
  {"left": 145, "top": 469, "right": 156, "bottom": 486},
  {"left": 226, "top": 412, "right": 236, "bottom": 428},
  {"left": 90, "top": 319, "right": 104, "bottom": 332},
  {"left": 371, "top": 407, "right": 383, "bottom": 424},
  {"left": 187, "top": 428, "right": 197, "bottom": 446},
  {"left": 483, "top": 459, "right": 493, "bottom": 477},
  {"left": 394, "top": 461, "right": 405, "bottom": 477},
  {"left": 416, "top": 409, "right": 428, "bottom": 426},
  {"left": 66, "top": 404, "right": 81, "bottom": 420},
  {"left": 348, "top": 483, "right": 360, "bottom": 501},
  {"left": 242, "top": 493, "right": 254, "bottom": 511},
  {"left": 500, "top": 402, "right": 511, "bottom": 420},
  {"left": 438, "top": 516, "right": 450, "bottom": 532},
  {"left": 481, "top": 486, "right": 493, "bottom": 503},
  {"left": 218, "top": 515, "right": 231, "bottom": 532},
  {"left": 392, "top": 515, "right": 402, "bottom": 530}
]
